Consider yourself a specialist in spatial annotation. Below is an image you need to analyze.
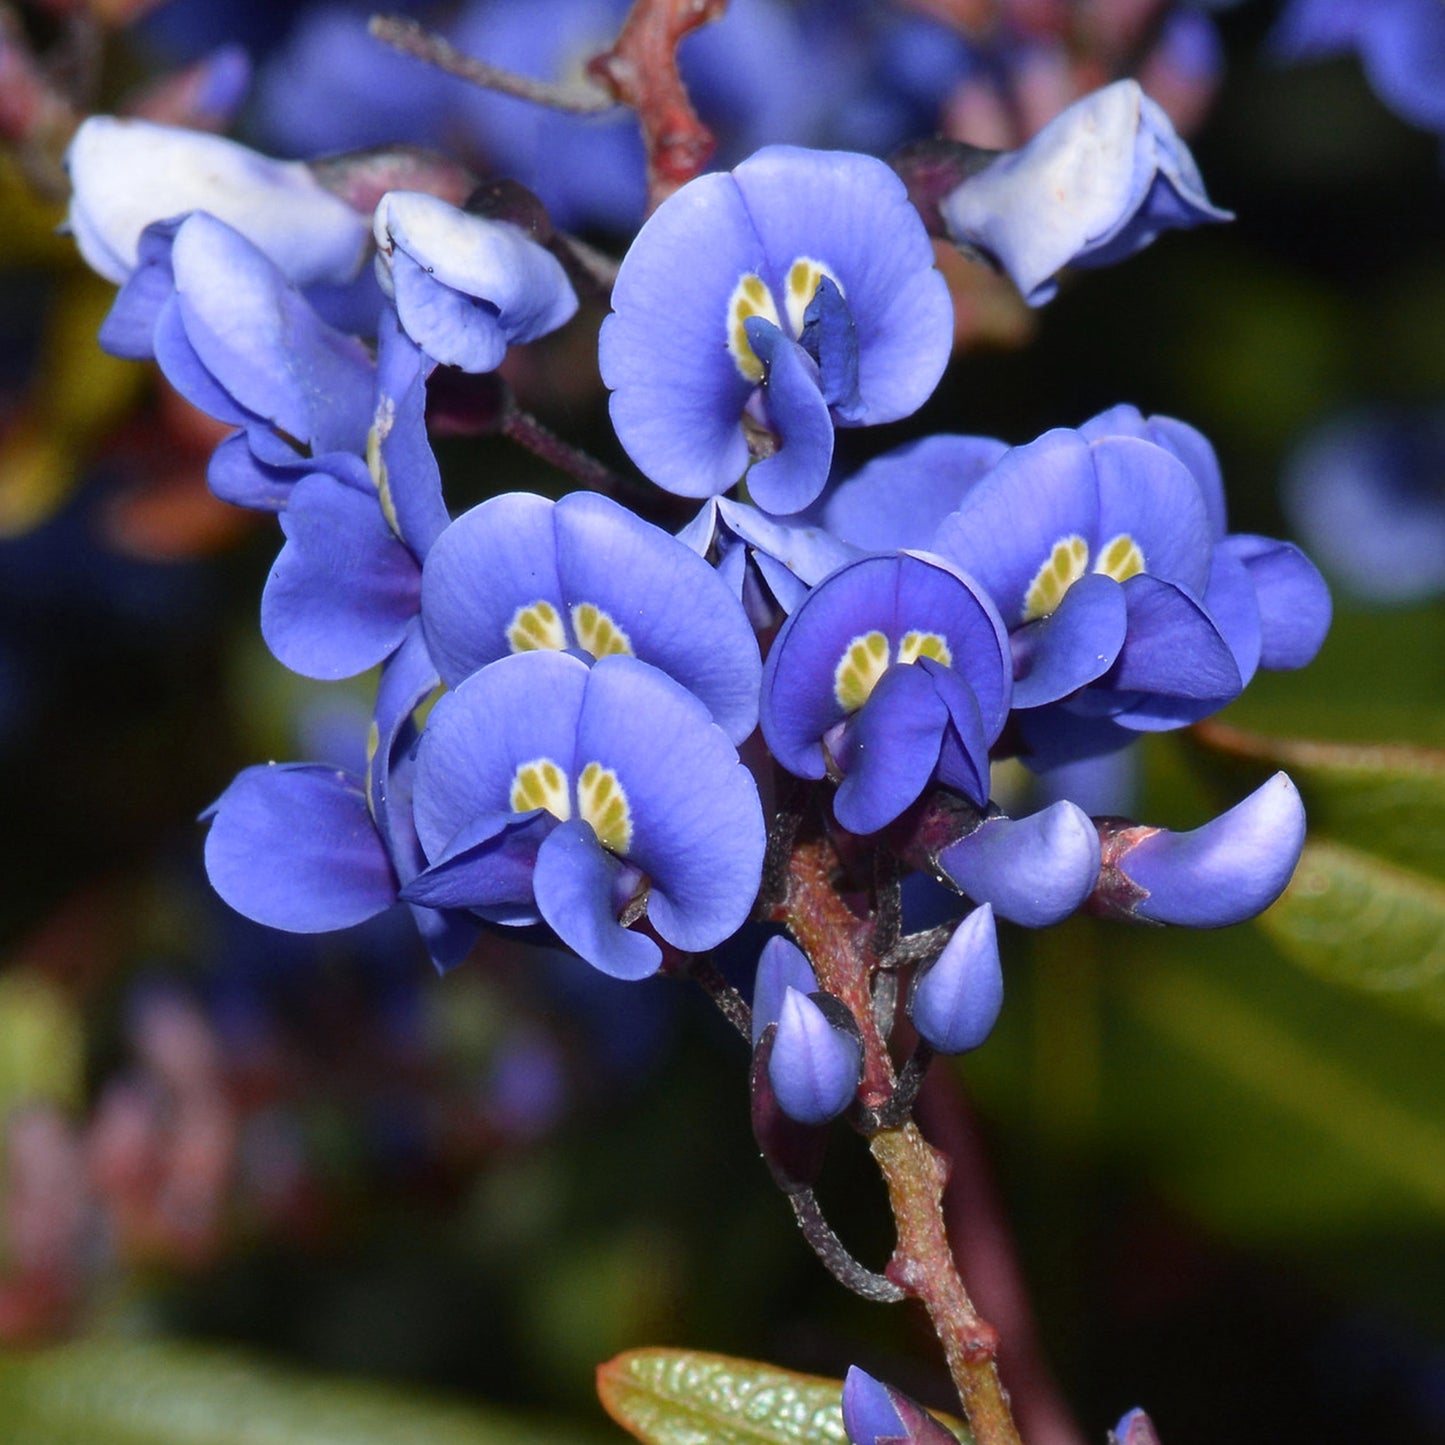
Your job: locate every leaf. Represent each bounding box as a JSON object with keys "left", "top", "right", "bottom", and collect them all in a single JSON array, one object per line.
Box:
[
  {"left": 1193, "top": 721, "right": 1445, "bottom": 879},
  {"left": 597, "top": 1349, "right": 972, "bottom": 1445},
  {"left": 1259, "top": 838, "right": 1445, "bottom": 1025},
  {"left": 0, "top": 1338, "right": 610, "bottom": 1445},
  {"left": 1189, "top": 724, "right": 1445, "bottom": 1025}
]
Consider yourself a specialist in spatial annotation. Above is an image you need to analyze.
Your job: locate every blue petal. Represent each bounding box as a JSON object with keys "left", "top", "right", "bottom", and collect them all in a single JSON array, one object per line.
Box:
[
  {"left": 421, "top": 492, "right": 563, "bottom": 687},
  {"left": 169, "top": 212, "right": 374, "bottom": 454},
  {"left": 599, "top": 170, "right": 760, "bottom": 497},
  {"left": 744, "top": 319, "right": 836, "bottom": 515},
  {"left": 411, "top": 650, "right": 589, "bottom": 860},
  {"left": 1108, "top": 575, "right": 1241, "bottom": 708},
  {"left": 933, "top": 429, "right": 1101, "bottom": 625},
  {"left": 207, "top": 429, "right": 299, "bottom": 511},
  {"left": 554, "top": 493, "right": 762, "bottom": 743},
  {"left": 153, "top": 293, "right": 263, "bottom": 430},
  {"left": 1080, "top": 405, "right": 1228, "bottom": 542},
  {"left": 1201, "top": 544, "right": 1263, "bottom": 688},
  {"left": 833, "top": 662, "right": 948, "bottom": 835},
  {"left": 1220, "top": 534, "right": 1332, "bottom": 671},
  {"left": 390, "top": 250, "right": 509, "bottom": 372},
  {"left": 938, "top": 803, "right": 1101, "bottom": 926},
  {"left": 261, "top": 473, "right": 421, "bottom": 680},
  {"left": 575, "top": 656, "right": 766, "bottom": 953},
  {"left": 825, "top": 433, "right": 1009, "bottom": 552},
  {"left": 203, "top": 764, "right": 396, "bottom": 932},
  {"left": 97, "top": 218, "right": 183, "bottom": 358},
  {"left": 841, "top": 1369, "right": 904, "bottom": 1445},
  {"left": 926, "top": 658, "right": 992, "bottom": 806},
  {"left": 1091, "top": 436, "right": 1213, "bottom": 597},
  {"left": 752, "top": 936, "right": 819, "bottom": 1046},
  {"left": 374, "top": 310, "right": 450, "bottom": 557},
  {"left": 401, "top": 808, "right": 552, "bottom": 923},
  {"left": 533, "top": 820, "right": 662, "bottom": 980},
  {"left": 1011, "top": 572, "right": 1128, "bottom": 709},
  {"left": 800, "top": 274, "right": 862, "bottom": 418}
]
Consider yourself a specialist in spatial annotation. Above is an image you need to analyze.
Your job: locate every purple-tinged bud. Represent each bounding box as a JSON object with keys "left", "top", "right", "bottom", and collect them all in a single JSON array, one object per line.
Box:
[
  {"left": 1094, "top": 772, "right": 1306, "bottom": 928},
  {"left": 908, "top": 905, "right": 1003, "bottom": 1055},
  {"left": 751, "top": 936, "right": 819, "bottom": 1047},
  {"left": 938, "top": 801, "right": 1101, "bottom": 927},
  {"left": 939, "top": 79, "right": 1231, "bottom": 306},
  {"left": 1110, "top": 1407, "right": 1161, "bottom": 1445},
  {"left": 768, "top": 989, "right": 862, "bottom": 1126},
  {"left": 841, "top": 1367, "right": 961, "bottom": 1445}
]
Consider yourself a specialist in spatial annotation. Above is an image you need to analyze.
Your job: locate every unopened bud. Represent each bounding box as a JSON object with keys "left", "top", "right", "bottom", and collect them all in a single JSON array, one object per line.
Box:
[
  {"left": 938, "top": 800, "right": 1101, "bottom": 926},
  {"left": 908, "top": 904, "right": 1002, "bottom": 1055}
]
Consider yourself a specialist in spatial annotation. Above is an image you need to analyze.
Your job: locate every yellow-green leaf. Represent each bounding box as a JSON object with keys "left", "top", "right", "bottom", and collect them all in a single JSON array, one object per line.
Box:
[{"left": 596, "top": 1349, "right": 971, "bottom": 1445}]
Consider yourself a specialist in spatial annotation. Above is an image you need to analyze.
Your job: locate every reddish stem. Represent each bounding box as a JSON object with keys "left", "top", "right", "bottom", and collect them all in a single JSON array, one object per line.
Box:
[
  {"left": 775, "top": 831, "right": 1023, "bottom": 1445},
  {"left": 585, "top": 0, "right": 725, "bottom": 211}
]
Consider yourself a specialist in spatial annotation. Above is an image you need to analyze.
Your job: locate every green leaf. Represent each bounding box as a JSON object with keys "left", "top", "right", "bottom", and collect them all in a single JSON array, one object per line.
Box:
[
  {"left": 1193, "top": 722, "right": 1445, "bottom": 880},
  {"left": 0, "top": 1338, "right": 610, "bottom": 1445},
  {"left": 1260, "top": 838, "right": 1445, "bottom": 1026},
  {"left": 1188, "top": 725, "right": 1445, "bottom": 1025},
  {"left": 596, "top": 1349, "right": 971, "bottom": 1445}
]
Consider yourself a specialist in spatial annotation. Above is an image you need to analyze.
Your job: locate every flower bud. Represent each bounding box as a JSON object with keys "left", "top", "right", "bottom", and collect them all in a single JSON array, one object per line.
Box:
[
  {"left": 938, "top": 801, "right": 1101, "bottom": 926},
  {"left": 1095, "top": 772, "right": 1306, "bottom": 927},
  {"left": 908, "top": 905, "right": 1003, "bottom": 1055},
  {"left": 939, "top": 79, "right": 1231, "bottom": 306},
  {"left": 767, "top": 988, "right": 862, "bottom": 1125},
  {"left": 751, "top": 936, "right": 819, "bottom": 1047},
  {"left": 65, "top": 116, "right": 370, "bottom": 287},
  {"left": 841, "top": 1367, "right": 960, "bottom": 1445},
  {"left": 1110, "top": 1407, "right": 1161, "bottom": 1445}
]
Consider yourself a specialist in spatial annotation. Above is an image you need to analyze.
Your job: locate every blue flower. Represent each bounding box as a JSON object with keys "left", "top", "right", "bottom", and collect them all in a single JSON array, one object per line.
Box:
[
  {"left": 65, "top": 115, "right": 370, "bottom": 288},
  {"left": 750, "top": 936, "right": 819, "bottom": 1046},
  {"left": 599, "top": 145, "right": 953, "bottom": 515},
  {"left": 760, "top": 552, "right": 1012, "bottom": 834},
  {"left": 930, "top": 419, "right": 1330, "bottom": 767},
  {"left": 372, "top": 190, "right": 578, "bottom": 371},
  {"left": 1091, "top": 773, "right": 1306, "bottom": 928},
  {"left": 1282, "top": 405, "right": 1445, "bottom": 605},
  {"left": 939, "top": 80, "right": 1231, "bottom": 306},
  {"left": 420, "top": 490, "right": 762, "bottom": 743},
  {"left": 841, "top": 1367, "right": 960, "bottom": 1445},
  {"left": 401, "top": 652, "right": 766, "bottom": 979}
]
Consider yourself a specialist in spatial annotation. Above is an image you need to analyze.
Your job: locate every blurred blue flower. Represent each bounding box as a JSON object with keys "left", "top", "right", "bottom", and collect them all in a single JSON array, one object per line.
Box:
[
  {"left": 1272, "top": 0, "right": 1445, "bottom": 141},
  {"left": 1283, "top": 405, "right": 1445, "bottom": 605}
]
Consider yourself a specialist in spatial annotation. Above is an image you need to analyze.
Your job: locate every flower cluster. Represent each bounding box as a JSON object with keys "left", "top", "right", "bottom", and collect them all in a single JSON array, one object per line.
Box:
[{"left": 65, "top": 78, "right": 1327, "bottom": 1130}]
